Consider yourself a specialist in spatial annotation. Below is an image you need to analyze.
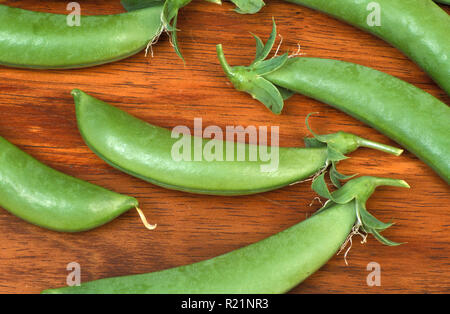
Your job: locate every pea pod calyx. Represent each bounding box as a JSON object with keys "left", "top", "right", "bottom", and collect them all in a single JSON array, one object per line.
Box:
[
  {"left": 123, "top": 0, "right": 205, "bottom": 61},
  {"left": 161, "top": 0, "right": 264, "bottom": 59},
  {"left": 312, "top": 175, "right": 410, "bottom": 246},
  {"left": 217, "top": 20, "right": 291, "bottom": 114},
  {"left": 304, "top": 113, "right": 403, "bottom": 189},
  {"left": 138, "top": 0, "right": 258, "bottom": 60}
]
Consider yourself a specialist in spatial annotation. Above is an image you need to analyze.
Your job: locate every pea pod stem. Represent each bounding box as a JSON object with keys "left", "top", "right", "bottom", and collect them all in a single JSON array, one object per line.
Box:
[
  {"left": 371, "top": 177, "right": 410, "bottom": 189},
  {"left": 217, "top": 44, "right": 235, "bottom": 79},
  {"left": 42, "top": 176, "right": 408, "bottom": 294},
  {"left": 355, "top": 136, "right": 403, "bottom": 157}
]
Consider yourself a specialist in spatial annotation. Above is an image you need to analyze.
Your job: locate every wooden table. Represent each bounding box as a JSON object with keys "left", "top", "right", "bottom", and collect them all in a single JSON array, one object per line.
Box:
[{"left": 0, "top": 0, "right": 449, "bottom": 294}]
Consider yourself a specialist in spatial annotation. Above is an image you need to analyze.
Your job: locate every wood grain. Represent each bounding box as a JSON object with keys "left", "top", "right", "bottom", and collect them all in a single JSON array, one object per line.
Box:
[{"left": 0, "top": 0, "right": 449, "bottom": 294}]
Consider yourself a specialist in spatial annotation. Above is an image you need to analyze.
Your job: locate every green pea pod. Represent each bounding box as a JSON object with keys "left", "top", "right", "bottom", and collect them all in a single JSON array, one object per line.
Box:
[
  {"left": 0, "top": 0, "right": 224, "bottom": 68},
  {"left": 72, "top": 89, "right": 403, "bottom": 196},
  {"left": 217, "top": 23, "right": 450, "bottom": 184},
  {"left": 0, "top": 137, "right": 139, "bottom": 232},
  {"left": 42, "top": 176, "right": 409, "bottom": 294},
  {"left": 282, "top": 0, "right": 450, "bottom": 95},
  {"left": 0, "top": 4, "right": 164, "bottom": 69}
]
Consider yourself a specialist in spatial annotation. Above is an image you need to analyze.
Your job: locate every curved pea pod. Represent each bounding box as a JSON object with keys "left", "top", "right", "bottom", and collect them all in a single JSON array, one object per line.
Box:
[
  {"left": 0, "top": 4, "right": 165, "bottom": 69},
  {"left": 42, "top": 176, "right": 409, "bottom": 294},
  {"left": 281, "top": 0, "right": 450, "bottom": 95},
  {"left": 0, "top": 137, "right": 138, "bottom": 232},
  {"left": 0, "top": 0, "right": 249, "bottom": 68},
  {"left": 217, "top": 23, "right": 450, "bottom": 184},
  {"left": 0, "top": 0, "right": 224, "bottom": 69},
  {"left": 72, "top": 89, "right": 403, "bottom": 196}
]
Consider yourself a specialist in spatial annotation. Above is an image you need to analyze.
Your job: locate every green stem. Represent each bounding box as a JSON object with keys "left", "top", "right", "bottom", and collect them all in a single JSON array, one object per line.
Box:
[
  {"left": 373, "top": 178, "right": 410, "bottom": 189},
  {"left": 216, "top": 44, "right": 235, "bottom": 80},
  {"left": 356, "top": 136, "right": 403, "bottom": 156},
  {"left": 354, "top": 177, "right": 410, "bottom": 205}
]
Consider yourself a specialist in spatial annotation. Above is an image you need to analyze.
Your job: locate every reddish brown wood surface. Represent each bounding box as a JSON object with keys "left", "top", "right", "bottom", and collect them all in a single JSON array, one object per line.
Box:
[{"left": 0, "top": 0, "right": 449, "bottom": 294}]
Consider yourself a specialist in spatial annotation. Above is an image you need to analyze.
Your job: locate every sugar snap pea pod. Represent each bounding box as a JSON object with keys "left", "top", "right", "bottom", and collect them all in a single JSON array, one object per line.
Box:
[
  {"left": 0, "top": 0, "right": 243, "bottom": 68},
  {"left": 0, "top": 0, "right": 214, "bottom": 69},
  {"left": 217, "top": 24, "right": 450, "bottom": 184},
  {"left": 280, "top": 0, "right": 450, "bottom": 95},
  {"left": 42, "top": 176, "right": 409, "bottom": 294},
  {"left": 73, "top": 89, "right": 402, "bottom": 196},
  {"left": 0, "top": 136, "right": 141, "bottom": 232},
  {"left": 0, "top": 3, "right": 166, "bottom": 69}
]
